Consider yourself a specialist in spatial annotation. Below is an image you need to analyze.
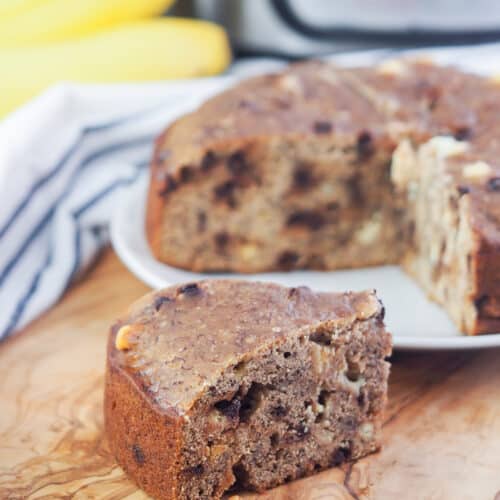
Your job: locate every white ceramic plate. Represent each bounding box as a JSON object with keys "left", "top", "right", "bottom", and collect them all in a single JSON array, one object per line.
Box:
[{"left": 111, "top": 175, "right": 500, "bottom": 351}]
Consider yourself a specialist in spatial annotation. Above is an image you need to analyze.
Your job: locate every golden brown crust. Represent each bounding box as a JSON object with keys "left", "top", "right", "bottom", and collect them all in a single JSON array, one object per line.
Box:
[
  {"left": 421, "top": 142, "right": 500, "bottom": 334},
  {"left": 107, "top": 280, "right": 381, "bottom": 413},
  {"left": 105, "top": 326, "right": 183, "bottom": 500}
]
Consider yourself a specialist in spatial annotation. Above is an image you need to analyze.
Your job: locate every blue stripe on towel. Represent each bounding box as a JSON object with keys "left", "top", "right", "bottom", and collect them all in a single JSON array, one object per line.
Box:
[
  {"left": 0, "top": 101, "right": 166, "bottom": 240},
  {"left": 1, "top": 165, "right": 145, "bottom": 339},
  {"left": 2, "top": 249, "right": 52, "bottom": 339},
  {"left": 0, "top": 135, "right": 154, "bottom": 287}
]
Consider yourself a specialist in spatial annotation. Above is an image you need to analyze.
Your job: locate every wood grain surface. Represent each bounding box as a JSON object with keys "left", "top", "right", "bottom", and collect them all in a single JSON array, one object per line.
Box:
[{"left": 1, "top": 249, "right": 499, "bottom": 500}]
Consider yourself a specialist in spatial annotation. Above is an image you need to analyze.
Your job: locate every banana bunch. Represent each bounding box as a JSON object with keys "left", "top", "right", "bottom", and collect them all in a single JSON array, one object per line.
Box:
[{"left": 0, "top": 0, "right": 231, "bottom": 117}]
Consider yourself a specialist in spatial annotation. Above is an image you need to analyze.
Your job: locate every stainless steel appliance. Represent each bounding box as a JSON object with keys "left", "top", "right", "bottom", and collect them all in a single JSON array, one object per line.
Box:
[{"left": 194, "top": 0, "right": 500, "bottom": 56}]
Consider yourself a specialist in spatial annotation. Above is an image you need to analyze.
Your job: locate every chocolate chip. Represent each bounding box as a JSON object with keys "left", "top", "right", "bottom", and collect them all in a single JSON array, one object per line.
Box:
[
  {"left": 158, "top": 175, "right": 177, "bottom": 197},
  {"left": 309, "top": 330, "right": 332, "bottom": 346},
  {"left": 154, "top": 295, "right": 173, "bottom": 311},
  {"left": 238, "top": 99, "right": 250, "bottom": 108},
  {"left": 232, "top": 463, "right": 249, "bottom": 486},
  {"left": 186, "top": 464, "right": 204, "bottom": 476},
  {"left": 454, "top": 126, "right": 472, "bottom": 141},
  {"left": 177, "top": 283, "right": 201, "bottom": 297},
  {"left": 457, "top": 185, "right": 470, "bottom": 196},
  {"left": 179, "top": 165, "right": 194, "bottom": 182},
  {"left": 132, "top": 444, "right": 145, "bottom": 465},
  {"left": 341, "top": 416, "right": 358, "bottom": 431},
  {"left": 379, "top": 305, "right": 386, "bottom": 321},
  {"left": 227, "top": 151, "right": 248, "bottom": 175},
  {"left": 215, "top": 398, "right": 241, "bottom": 422},
  {"left": 356, "top": 131, "right": 375, "bottom": 160},
  {"left": 277, "top": 251, "right": 299, "bottom": 270},
  {"left": 288, "top": 287, "right": 309, "bottom": 302},
  {"left": 293, "top": 164, "right": 314, "bottom": 189},
  {"left": 295, "top": 424, "right": 309, "bottom": 439},
  {"left": 197, "top": 211, "right": 207, "bottom": 232},
  {"left": 330, "top": 446, "right": 351, "bottom": 466},
  {"left": 273, "top": 97, "right": 291, "bottom": 109},
  {"left": 347, "top": 173, "right": 363, "bottom": 204},
  {"left": 214, "top": 182, "right": 236, "bottom": 201},
  {"left": 270, "top": 433, "right": 280, "bottom": 447},
  {"left": 487, "top": 177, "right": 500, "bottom": 191},
  {"left": 214, "top": 180, "right": 237, "bottom": 207},
  {"left": 271, "top": 405, "right": 288, "bottom": 418},
  {"left": 313, "top": 120, "right": 332, "bottom": 134},
  {"left": 201, "top": 150, "right": 217, "bottom": 171},
  {"left": 428, "top": 93, "right": 440, "bottom": 110},
  {"left": 287, "top": 211, "right": 325, "bottom": 230},
  {"left": 214, "top": 232, "right": 229, "bottom": 249},
  {"left": 238, "top": 99, "right": 260, "bottom": 113},
  {"left": 318, "top": 390, "right": 328, "bottom": 405},
  {"left": 326, "top": 201, "right": 340, "bottom": 211},
  {"left": 474, "top": 295, "right": 489, "bottom": 313},
  {"left": 357, "top": 391, "right": 365, "bottom": 408}
]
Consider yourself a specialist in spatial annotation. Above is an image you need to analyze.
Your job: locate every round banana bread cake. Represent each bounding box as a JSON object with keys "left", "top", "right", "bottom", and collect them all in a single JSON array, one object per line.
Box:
[
  {"left": 145, "top": 60, "right": 500, "bottom": 335},
  {"left": 105, "top": 280, "right": 391, "bottom": 499}
]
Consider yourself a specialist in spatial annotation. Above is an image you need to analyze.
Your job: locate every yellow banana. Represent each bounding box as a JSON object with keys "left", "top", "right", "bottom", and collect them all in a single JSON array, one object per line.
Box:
[
  {"left": 0, "top": 19, "right": 231, "bottom": 117},
  {"left": 0, "top": 0, "right": 49, "bottom": 20},
  {"left": 0, "top": 0, "right": 175, "bottom": 47}
]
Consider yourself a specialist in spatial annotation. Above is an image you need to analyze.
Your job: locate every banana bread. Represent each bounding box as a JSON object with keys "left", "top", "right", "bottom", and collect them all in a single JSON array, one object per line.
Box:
[
  {"left": 145, "top": 60, "right": 500, "bottom": 335},
  {"left": 104, "top": 280, "right": 391, "bottom": 499}
]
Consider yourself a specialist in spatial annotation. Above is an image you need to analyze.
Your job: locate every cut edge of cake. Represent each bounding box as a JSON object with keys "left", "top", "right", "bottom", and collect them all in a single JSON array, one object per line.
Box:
[{"left": 392, "top": 136, "right": 500, "bottom": 335}]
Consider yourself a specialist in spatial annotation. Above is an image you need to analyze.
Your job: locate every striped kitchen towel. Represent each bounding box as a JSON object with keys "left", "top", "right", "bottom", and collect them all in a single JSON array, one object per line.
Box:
[{"left": 1, "top": 44, "right": 499, "bottom": 340}]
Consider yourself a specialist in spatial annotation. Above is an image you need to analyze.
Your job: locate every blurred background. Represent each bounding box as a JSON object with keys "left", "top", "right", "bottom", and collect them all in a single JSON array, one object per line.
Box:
[
  {"left": 3, "top": 0, "right": 500, "bottom": 118},
  {"left": 188, "top": 0, "right": 500, "bottom": 56}
]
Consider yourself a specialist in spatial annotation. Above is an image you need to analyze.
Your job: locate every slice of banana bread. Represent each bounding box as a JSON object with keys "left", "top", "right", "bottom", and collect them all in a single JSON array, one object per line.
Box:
[
  {"left": 105, "top": 280, "right": 391, "bottom": 500},
  {"left": 145, "top": 60, "right": 500, "bottom": 335},
  {"left": 392, "top": 136, "right": 500, "bottom": 334}
]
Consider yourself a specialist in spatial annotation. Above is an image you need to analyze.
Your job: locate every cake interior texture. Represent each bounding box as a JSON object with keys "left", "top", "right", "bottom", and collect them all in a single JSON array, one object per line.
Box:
[
  {"left": 150, "top": 133, "right": 406, "bottom": 272},
  {"left": 105, "top": 281, "right": 391, "bottom": 500},
  {"left": 181, "top": 314, "right": 388, "bottom": 497},
  {"left": 145, "top": 60, "right": 500, "bottom": 335}
]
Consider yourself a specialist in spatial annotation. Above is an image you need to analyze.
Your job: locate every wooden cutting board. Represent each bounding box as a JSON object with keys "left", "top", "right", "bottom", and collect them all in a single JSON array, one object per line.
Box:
[{"left": 1, "top": 249, "right": 500, "bottom": 500}]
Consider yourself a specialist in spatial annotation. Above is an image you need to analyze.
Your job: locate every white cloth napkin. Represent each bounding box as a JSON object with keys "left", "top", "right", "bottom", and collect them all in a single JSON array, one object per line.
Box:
[{"left": 1, "top": 44, "right": 499, "bottom": 340}]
